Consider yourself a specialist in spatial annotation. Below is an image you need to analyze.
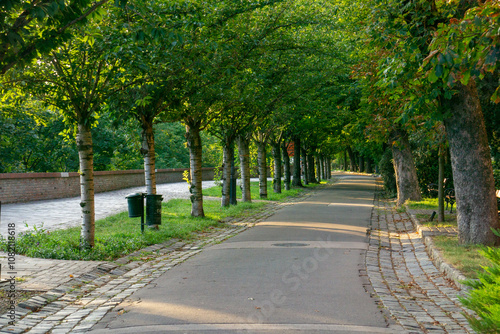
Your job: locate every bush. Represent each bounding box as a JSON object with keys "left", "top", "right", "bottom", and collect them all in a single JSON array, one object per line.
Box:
[{"left": 460, "top": 231, "right": 500, "bottom": 333}]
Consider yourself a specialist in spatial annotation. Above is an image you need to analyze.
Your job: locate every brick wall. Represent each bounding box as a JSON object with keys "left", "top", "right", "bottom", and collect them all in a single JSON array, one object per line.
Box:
[{"left": 0, "top": 168, "right": 215, "bottom": 204}]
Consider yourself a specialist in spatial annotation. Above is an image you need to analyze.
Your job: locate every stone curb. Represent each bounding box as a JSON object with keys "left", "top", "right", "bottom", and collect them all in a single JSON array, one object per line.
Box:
[
  {"left": 0, "top": 181, "right": 327, "bottom": 333},
  {"left": 404, "top": 205, "right": 471, "bottom": 291}
]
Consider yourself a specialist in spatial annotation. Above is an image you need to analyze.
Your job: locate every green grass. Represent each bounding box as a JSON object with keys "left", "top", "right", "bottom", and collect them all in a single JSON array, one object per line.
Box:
[
  {"left": 407, "top": 197, "right": 440, "bottom": 210},
  {"left": 0, "top": 199, "right": 269, "bottom": 261},
  {"left": 432, "top": 236, "right": 493, "bottom": 279},
  {"left": 416, "top": 213, "right": 457, "bottom": 228},
  {"left": 203, "top": 181, "right": 323, "bottom": 201}
]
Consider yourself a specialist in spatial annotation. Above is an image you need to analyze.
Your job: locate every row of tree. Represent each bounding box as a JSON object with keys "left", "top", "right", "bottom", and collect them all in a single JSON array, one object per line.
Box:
[
  {"left": 1, "top": 0, "right": 353, "bottom": 248},
  {"left": 2, "top": 0, "right": 499, "bottom": 248}
]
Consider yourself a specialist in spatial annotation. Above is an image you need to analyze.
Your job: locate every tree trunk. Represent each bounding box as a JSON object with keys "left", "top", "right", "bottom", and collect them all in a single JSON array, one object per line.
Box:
[
  {"left": 390, "top": 129, "right": 422, "bottom": 206},
  {"left": 344, "top": 150, "right": 348, "bottom": 171},
  {"left": 281, "top": 141, "right": 291, "bottom": 191},
  {"left": 77, "top": 123, "right": 95, "bottom": 249},
  {"left": 302, "top": 147, "right": 309, "bottom": 185},
  {"left": 322, "top": 157, "right": 327, "bottom": 180},
  {"left": 272, "top": 142, "right": 282, "bottom": 193},
  {"left": 141, "top": 121, "right": 156, "bottom": 195},
  {"left": 292, "top": 136, "right": 302, "bottom": 187},
  {"left": 308, "top": 153, "right": 316, "bottom": 183},
  {"left": 238, "top": 135, "right": 252, "bottom": 202},
  {"left": 347, "top": 146, "right": 356, "bottom": 171},
  {"left": 438, "top": 146, "right": 445, "bottom": 223},
  {"left": 257, "top": 140, "right": 268, "bottom": 199},
  {"left": 365, "top": 158, "right": 373, "bottom": 173},
  {"left": 316, "top": 156, "right": 322, "bottom": 183},
  {"left": 185, "top": 123, "right": 204, "bottom": 217},
  {"left": 328, "top": 158, "right": 332, "bottom": 178},
  {"left": 221, "top": 142, "right": 233, "bottom": 207},
  {"left": 443, "top": 80, "right": 499, "bottom": 245},
  {"left": 359, "top": 155, "right": 365, "bottom": 173}
]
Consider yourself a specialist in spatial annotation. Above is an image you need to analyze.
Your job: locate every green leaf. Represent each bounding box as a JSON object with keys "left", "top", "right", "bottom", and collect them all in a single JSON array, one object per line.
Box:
[
  {"left": 428, "top": 69, "right": 438, "bottom": 83},
  {"left": 435, "top": 64, "right": 444, "bottom": 78},
  {"left": 460, "top": 70, "right": 471, "bottom": 85}
]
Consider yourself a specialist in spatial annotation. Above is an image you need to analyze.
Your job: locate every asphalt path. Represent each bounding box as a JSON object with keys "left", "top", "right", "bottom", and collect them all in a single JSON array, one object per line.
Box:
[{"left": 90, "top": 175, "right": 404, "bottom": 334}]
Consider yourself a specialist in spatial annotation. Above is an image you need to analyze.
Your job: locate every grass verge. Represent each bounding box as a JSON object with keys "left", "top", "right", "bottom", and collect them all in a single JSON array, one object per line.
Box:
[
  {"left": 431, "top": 235, "right": 493, "bottom": 279},
  {"left": 415, "top": 214, "right": 457, "bottom": 228},
  {"left": 203, "top": 181, "right": 324, "bottom": 201},
  {"left": 0, "top": 199, "right": 269, "bottom": 261},
  {"left": 407, "top": 197, "right": 457, "bottom": 227},
  {"left": 407, "top": 197, "right": 495, "bottom": 280},
  {"left": 1, "top": 182, "right": 320, "bottom": 261}
]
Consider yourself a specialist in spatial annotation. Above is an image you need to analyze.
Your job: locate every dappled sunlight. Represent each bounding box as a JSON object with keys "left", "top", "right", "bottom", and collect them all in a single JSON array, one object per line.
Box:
[
  {"left": 295, "top": 198, "right": 373, "bottom": 207},
  {"left": 257, "top": 221, "right": 368, "bottom": 237},
  {"left": 119, "top": 301, "right": 353, "bottom": 326},
  {"left": 327, "top": 203, "right": 373, "bottom": 207},
  {"left": 124, "top": 301, "right": 250, "bottom": 323}
]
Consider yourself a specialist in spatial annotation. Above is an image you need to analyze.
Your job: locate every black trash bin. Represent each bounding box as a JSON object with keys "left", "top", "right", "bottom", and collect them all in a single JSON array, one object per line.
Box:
[
  {"left": 126, "top": 193, "right": 144, "bottom": 218},
  {"left": 146, "top": 194, "right": 163, "bottom": 226}
]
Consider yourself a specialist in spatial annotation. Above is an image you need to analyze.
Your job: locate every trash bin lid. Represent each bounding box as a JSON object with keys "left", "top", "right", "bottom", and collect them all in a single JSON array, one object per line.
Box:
[{"left": 126, "top": 192, "right": 144, "bottom": 198}]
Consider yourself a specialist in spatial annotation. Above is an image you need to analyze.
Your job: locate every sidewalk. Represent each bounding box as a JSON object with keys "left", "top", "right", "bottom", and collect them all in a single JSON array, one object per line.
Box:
[{"left": 0, "top": 175, "right": 476, "bottom": 333}]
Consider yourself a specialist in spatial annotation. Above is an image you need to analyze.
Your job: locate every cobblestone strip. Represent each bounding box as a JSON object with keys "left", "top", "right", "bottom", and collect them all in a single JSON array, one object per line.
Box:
[
  {"left": 366, "top": 192, "right": 475, "bottom": 334},
  {"left": 0, "top": 185, "right": 323, "bottom": 334}
]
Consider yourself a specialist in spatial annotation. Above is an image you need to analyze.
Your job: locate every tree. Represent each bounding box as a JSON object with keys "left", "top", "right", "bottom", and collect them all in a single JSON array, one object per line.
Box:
[
  {"left": 5, "top": 12, "right": 124, "bottom": 248},
  {"left": 1, "top": 0, "right": 113, "bottom": 75},
  {"left": 365, "top": 0, "right": 499, "bottom": 244}
]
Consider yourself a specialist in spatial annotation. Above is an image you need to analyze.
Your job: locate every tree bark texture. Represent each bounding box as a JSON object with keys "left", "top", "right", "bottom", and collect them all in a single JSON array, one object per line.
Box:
[
  {"left": 221, "top": 143, "right": 233, "bottom": 207},
  {"left": 186, "top": 124, "right": 205, "bottom": 217},
  {"left": 292, "top": 136, "right": 302, "bottom": 187},
  {"left": 141, "top": 121, "right": 156, "bottom": 195},
  {"left": 302, "top": 147, "right": 309, "bottom": 185},
  {"left": 281, "top": 141, "right": 291, "bottom": 191},
  {"left": 238, "top": 135, "right": 252, "bottom": 202},
  {"left": 307, "top": 153, "right": 316, "bottom": 183},
  {"left": 257, "top": 140, "right": 268, "bottom": 199},
  {"left": 272, "top": 142, "right": 282, "bottom": 193},
  {"left": 390, "top": 129, "right": 422, "bottom": 206},
  {"left": 77, "top": 123, "right": 95, "bottom": 248},
  {"left": 443, "top": 81, "right": 499, "bottom": 245}
]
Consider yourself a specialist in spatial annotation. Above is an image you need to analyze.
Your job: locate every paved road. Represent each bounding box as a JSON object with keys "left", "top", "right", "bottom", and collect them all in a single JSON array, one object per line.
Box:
[
  {"left": 90, "top": 175, "right": 403, "bottom": 333},
  {"left": 0, "top": 181, "right": 218, "bottom": 238}
]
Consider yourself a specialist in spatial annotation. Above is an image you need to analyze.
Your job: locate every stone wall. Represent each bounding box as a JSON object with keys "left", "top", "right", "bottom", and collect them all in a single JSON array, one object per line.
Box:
[{"left": 0, "top": 168, "right": 215, "bottom": 204}]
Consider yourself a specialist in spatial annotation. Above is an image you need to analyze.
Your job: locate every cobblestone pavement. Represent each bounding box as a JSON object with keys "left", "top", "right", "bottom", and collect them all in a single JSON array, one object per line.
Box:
[
  {"left": 0, "top": 187, "right": 315, "bottom": 334},
  {"left": 404, "top": 208, "right": 458, "bottom": 237},
  {"left": 367, "top": 188, "right": 475, "bottom": 333},
  {"left": 0, "top": 178, "right": 479, "bottom": 334}
]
